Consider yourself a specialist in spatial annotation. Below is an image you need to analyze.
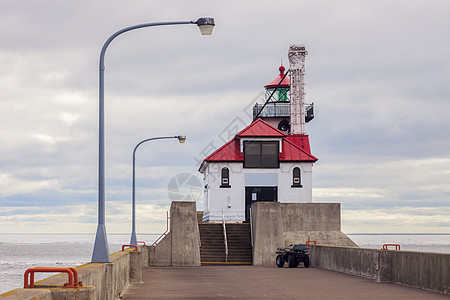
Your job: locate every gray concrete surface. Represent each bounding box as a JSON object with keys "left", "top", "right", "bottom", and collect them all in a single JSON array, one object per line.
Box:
[
  {"left": 122, "top": 265, "right": 449, "bottom": 299},
  {"left": 281, "top": 203, "right": 341, "bottom": 231},
  {"left": 252, "top": 202, "right": 356, "bottom": 266},
  {"left": 2, "top": 250, "right": 135, "bottom": 300},
  {"left": 140, "top": 244, "right": 150, "bottom": 267},
  {"left": 151, "top": 232, "right": 172, "bottom": 266},
  {"left": 170, "top": 201, "right": 201, "bottom": 266},
  {"left": 252, "top": 202, "right": 284, "bottom": 266},
  {"left": 149, "top": 201, "right": 201, "bottom": 267},
  {"left": 311, "top": 245, "right": 450, "bottom": 295}
]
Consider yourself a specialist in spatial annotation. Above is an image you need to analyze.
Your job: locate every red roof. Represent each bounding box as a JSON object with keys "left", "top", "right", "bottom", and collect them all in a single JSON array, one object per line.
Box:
[
  {"left": 285, "top": 134, "right": 312, "bottom": 154},
  {"left": 236, "top": 118, "right": 286, "bottom": 137},
  {"left": 264, "top": 65, "right": 290, "bottom": 89},
  {"left": 280, "top": 139, "right": 317, "bottom": 162},
  {"left": 199, "top": 119, "right": 317, "bottom": 171},
  {"left": 201, "top": 139, "right": 243, "bottom": 163}
]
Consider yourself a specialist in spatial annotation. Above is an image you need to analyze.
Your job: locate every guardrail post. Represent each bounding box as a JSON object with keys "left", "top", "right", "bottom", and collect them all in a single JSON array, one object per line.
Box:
[
  {"left": 129, "top": 250, "right": 143, "bottom": 282},
  {"left": 376, "top": 250, "right": 393, "bottom": 283}
]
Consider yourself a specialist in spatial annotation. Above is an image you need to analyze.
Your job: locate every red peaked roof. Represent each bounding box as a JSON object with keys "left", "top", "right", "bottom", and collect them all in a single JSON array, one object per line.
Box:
[
  {"left": 280, "top": 138, "right": 317, "bottom": 162},
  {"left": 236, "top": 118, "right": 286, "bottom": 137},
  {"left": 285, "top": 134, "right": 312, "bottom": 155},
  {"left": 264, "top": 65, "right": 290, "bottom": 89},
  {"left": 199, "top": 119, "right": 317, "bottom": 171},
  {"left": 201, "top": 138, "right": 243, "bottom": 163}
]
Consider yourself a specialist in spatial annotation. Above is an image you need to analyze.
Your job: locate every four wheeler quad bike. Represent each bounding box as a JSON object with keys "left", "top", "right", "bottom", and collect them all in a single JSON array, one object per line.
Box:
[{"left": 276, "top": 244, "right": 310, "bottom": 268}]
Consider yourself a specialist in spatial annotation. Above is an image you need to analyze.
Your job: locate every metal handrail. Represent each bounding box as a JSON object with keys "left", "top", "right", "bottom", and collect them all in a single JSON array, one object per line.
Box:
[
  {"left": 222, "top": 209, "right": 228, "bottom": 262},
  {"left": 249, "top": 207, "right": 254, "bottom": 248},
  {"left": 198, "top": 223, "right": 202, "bottom": 248},
  {"left": 253, "top": 69, "right": 290, "bottom": 121},
  {"left": 151, "top": 211, "right": 170, "bottom": 246}
]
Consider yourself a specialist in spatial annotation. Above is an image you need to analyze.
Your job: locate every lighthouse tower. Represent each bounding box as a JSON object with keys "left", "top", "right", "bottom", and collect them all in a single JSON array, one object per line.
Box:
[
  {"left": 199, "top": 44, "right": 317, "bottom": 223},
  {"left": 196, "top": 44, "right": 356, "bottom": 257},
  {"left": 253, "top": 44, "right": 314, "bottom": 134}
]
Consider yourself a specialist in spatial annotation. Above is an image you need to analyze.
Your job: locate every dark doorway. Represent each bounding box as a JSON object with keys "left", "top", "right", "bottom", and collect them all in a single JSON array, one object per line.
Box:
[{"left": 245, "top": 186, "right": 277, "bottom": 222}]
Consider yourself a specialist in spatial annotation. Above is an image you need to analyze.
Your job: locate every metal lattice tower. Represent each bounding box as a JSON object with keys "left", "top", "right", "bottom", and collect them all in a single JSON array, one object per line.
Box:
[{"left": 288, "top": 44, "right": 308, "bottom": 134}]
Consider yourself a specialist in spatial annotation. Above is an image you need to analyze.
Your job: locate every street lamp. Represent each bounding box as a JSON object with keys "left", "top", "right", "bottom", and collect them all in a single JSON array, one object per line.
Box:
[
  {"left": 130, "top": 135, "right": 186, "bottom": 246},
  {"left": 92, "top": 18, "right": 215, "bottom": 263}
]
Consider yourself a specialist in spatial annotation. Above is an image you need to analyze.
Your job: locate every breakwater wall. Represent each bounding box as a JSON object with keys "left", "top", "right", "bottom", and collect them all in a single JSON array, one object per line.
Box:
[
  {"left": 251, "top": 202, "right": 357, "bottom": 266},
  {"left": 310, "top": 245, "right": 450, "bottom": 295},
  {"left": 1, "top": 248, "right": 144, "bottom": 299}
]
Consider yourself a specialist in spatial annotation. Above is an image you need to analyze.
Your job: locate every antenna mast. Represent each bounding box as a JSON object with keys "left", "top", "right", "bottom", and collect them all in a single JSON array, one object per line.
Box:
[{"left": 288, "top": 44, "right": 308, "bottom": 134}]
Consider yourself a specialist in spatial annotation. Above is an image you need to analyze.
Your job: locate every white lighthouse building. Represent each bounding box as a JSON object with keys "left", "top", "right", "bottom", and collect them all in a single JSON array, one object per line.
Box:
[{"left": 199, "top": 45, "right": 317, "bottom": 223}]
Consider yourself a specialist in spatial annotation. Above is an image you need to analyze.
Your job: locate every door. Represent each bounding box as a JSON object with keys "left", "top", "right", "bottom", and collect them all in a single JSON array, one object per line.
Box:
[{"left": 245, "top": 186, "right": 277, "bottom": 222}]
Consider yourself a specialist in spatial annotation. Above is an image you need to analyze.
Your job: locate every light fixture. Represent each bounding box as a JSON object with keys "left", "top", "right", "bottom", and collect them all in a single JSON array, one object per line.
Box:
[
  {"left": 177, "top": 135, "right": 187, "bottom": 143},
  {"left": 129, "top": 135, "right": 186, "bottom": 246},
  {"left": 195, "top": 17, "right": 215, "bottom": 35}
]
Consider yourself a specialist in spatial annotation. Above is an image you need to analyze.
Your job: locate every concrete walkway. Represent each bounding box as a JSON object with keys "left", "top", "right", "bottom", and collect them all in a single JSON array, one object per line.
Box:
[{"left": 122, "top": 266, "right": 448, "bottom": 299}]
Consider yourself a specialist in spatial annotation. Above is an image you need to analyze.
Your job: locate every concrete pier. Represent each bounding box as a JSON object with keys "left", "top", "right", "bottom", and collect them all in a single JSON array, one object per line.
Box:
[{"left": 122, "top": 265, "right": 448, "bottom": 299}]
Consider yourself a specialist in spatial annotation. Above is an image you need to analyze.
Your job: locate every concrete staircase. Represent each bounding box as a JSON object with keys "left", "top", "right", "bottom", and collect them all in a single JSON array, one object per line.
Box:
[{"left": 198, "top": 223, "right": 253, "bottom": 265}]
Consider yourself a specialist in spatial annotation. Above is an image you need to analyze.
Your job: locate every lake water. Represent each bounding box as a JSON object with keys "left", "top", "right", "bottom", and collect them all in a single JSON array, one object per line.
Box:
[{"left": 1, "top": 233, "right": 449, "bottom": 294}]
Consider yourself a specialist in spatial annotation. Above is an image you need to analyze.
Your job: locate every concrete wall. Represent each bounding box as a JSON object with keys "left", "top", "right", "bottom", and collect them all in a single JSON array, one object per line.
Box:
[
  {"left": 252, "top": 202, "right": 356, "bottom": 266},
  {"left": 281, "top": 203, "right": 340, "bottom": 231},
  {"left": 151, "top": 232, "right": 172, "bottom": 266},
  {"left": 2, "top": 249, "right": 143, "bottom": 300},
  {"left": 171, "top": 201, "right": 201, "bottom": 266},
  {"left": 310, "top": 245, "right": 450, "bottom": 295},
  {"left": 280, "top": 203, "right": 356, "bottom": 247},
  {"left": 252, "top": 202, "right": 284, "bottom": 266},
  {"left": 149, "top": 201, "right": 201, "bottom": 267}
]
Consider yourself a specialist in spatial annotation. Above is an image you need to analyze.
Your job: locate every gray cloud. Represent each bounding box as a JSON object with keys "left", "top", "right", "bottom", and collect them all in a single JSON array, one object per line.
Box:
[{"left": 0, "top": 0, "right": 449, "bottom": 233}]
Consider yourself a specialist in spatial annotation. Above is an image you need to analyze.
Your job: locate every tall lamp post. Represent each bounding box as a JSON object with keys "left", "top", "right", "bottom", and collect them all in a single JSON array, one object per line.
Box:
[
  {"left": 130, "top": 135, "right": 186, "bottom": 246},
  {"left": 92, "top": 18, "right": 215, "bottom": 263}
]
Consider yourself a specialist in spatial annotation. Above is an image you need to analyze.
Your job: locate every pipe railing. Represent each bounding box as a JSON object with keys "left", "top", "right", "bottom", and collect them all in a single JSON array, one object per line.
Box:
[
  {"left": 249, "top": 207, "right": 254, "bottom": 248},
  {"left": 222, "top": 209, "right": 228, "bottom": 262},
  {"left": 122, "top": 245, "right": 138, "bottom": 252},
  {"left": 382, "top": 244, "right": 401, "bottom": 251},
  {"left": 24, "top": 267, "right": 81, "bottom": 288},
  {"left": 152, "top": 211, "right": 170, "bottom": 246}
]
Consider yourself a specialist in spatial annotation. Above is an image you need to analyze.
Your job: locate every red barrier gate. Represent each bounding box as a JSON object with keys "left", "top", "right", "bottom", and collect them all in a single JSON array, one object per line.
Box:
[
  {"left": 24, "top": 267, "right": 82, "bottom": 288},
  {"left": 382, "top": 244, "right": 401, "bottom": 251},
  {"left": 122, "top": 244, "right": 138, "bottom": 251}
]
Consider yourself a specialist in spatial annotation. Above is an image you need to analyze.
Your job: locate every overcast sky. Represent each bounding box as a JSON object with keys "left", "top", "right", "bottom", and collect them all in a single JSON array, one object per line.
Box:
[{"left": 0, "top": 0, "right": 449, "bottom": 236}]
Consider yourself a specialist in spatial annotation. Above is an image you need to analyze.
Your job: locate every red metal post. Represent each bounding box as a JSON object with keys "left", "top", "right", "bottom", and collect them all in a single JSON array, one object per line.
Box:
[{"left": 122, "top": 244, "right": 138, "bottom": 251}]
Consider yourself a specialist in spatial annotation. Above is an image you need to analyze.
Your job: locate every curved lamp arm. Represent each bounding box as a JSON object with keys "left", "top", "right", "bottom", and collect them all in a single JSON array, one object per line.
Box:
[{"left": 92, "top": 17, "right": 213, "bottom": 263}]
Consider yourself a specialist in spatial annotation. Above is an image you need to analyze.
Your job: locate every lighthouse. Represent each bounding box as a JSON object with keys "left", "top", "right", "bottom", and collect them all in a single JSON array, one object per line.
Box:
[
  {"left": 199, "top": 45, "right": 317, "bottom": 223},
  {"left": 253, "top": 44, "right": 314, "bottom": 135}
]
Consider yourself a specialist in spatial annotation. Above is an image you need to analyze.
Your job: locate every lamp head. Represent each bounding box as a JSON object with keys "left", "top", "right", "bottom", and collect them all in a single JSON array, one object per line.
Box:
[
  {"left": 195, "top": 17, "right": 215, "bottom": 35},
  {"left": 177, "top": 135, "right": 187, "bottom": 143}
]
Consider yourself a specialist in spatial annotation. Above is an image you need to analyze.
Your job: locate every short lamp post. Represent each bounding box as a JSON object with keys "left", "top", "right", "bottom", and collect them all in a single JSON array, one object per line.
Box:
[
  {"left": 130, "top": 135, "right": 186, "bottom": 246},
  {"left": 92, "top": 18, "right": 214, "bottom": 263}
]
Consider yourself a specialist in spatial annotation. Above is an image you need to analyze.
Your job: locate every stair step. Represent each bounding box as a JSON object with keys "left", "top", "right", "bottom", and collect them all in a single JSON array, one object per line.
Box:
[{"left": 199, "top": 223, "right": 253, "bottom": 264}]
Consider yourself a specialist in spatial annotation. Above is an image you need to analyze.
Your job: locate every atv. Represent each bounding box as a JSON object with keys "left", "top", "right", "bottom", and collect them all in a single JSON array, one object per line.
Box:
[{"left": 276, "top": 244, "right": 310, "bottom": 268}]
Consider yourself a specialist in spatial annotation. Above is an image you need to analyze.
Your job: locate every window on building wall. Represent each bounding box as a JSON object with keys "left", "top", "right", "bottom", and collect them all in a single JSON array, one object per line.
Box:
[
  {"left": 243, "top": 141, "right": 279, "bottom": 168},
  {"left": 291, "top": 167, "right": 302, "bottom": 187},
  {"left": 220, "top": 167, "right": 231, "bottom": 188}
]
